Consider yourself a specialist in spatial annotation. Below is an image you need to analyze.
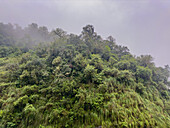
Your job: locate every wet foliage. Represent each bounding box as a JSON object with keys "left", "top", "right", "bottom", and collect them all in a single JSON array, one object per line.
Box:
[{"left": 0, "top": 23, "right": 170, "bottom": 128}]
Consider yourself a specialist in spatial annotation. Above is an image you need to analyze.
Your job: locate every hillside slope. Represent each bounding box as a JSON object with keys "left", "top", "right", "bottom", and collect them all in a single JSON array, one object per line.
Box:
[{"left": 0, "top": 24, "right": 170, "bottom": 128}]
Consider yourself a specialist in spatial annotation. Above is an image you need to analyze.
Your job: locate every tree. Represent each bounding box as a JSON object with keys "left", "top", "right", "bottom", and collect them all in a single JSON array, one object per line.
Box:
[
  {"left": 73, "top": 54, "right": 87, "bottom": 71},
  {"left": 112, "top": 45, "right": 130, "bottom": 58},
  {"left": 82, "top": 25, "right": 95, "bottom": 37},
  {"left": 84, "top": 64, "right": 97, "bottom": 83},
  {"left": 52, "top": 28, "right": 67, "bottom": 38},
  {"left": 136, "top": 66, "right": 152, "bottom": 82},
  {"left": 52, "top": 56, "right": 62, "bottom": 66},
  {"left": 137, "top": 55, "right": 154, "bottom": 68},
  {"left": 38, "top": 26, "right": 50, "bottom": 41},
  {"left": 89, "top": 54, "right": 104, "bottom": 72}
]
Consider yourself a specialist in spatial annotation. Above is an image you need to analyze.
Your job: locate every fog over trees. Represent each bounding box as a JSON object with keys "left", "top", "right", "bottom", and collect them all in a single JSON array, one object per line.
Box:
[{"left": 0, "top": 23, "right": 169, "bottom": 127}]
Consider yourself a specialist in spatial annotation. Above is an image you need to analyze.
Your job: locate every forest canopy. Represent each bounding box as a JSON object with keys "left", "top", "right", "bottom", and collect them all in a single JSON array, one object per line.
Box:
[{"left": 0, "top": 23, "right": 170, "bottom": 128}]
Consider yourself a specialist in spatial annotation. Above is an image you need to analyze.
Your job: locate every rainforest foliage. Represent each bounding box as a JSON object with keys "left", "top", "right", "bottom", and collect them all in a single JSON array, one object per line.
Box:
[{"left": 0, "top": 23, "right": 170, "bottom": 128}]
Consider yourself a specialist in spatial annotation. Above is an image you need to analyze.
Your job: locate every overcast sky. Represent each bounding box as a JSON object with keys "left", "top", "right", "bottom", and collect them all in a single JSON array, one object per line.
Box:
[{"left": 0, "top": 0, "right": 170, "bottom": 67}]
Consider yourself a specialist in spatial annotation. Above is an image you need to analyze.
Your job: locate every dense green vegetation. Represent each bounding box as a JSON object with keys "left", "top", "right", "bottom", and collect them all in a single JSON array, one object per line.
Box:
[{"left": 0, "top": 23, "right": 170, "bottom": 128}]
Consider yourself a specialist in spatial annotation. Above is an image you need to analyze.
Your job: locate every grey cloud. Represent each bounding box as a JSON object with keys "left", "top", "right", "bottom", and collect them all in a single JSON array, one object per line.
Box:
[{"left": 0, "top": 0, "right": 170, "bottom": 67}]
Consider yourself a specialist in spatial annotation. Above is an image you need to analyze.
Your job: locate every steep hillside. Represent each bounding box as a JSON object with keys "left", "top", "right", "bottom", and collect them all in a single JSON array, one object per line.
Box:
[{"left": 0, "top": 24, "right": 170, "bottom": 128}]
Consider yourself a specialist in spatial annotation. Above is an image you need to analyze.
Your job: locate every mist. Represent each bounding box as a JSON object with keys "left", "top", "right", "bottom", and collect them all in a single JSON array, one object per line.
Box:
[{"left": 0, "top": 0, "right": 170, "bottom": 66}]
